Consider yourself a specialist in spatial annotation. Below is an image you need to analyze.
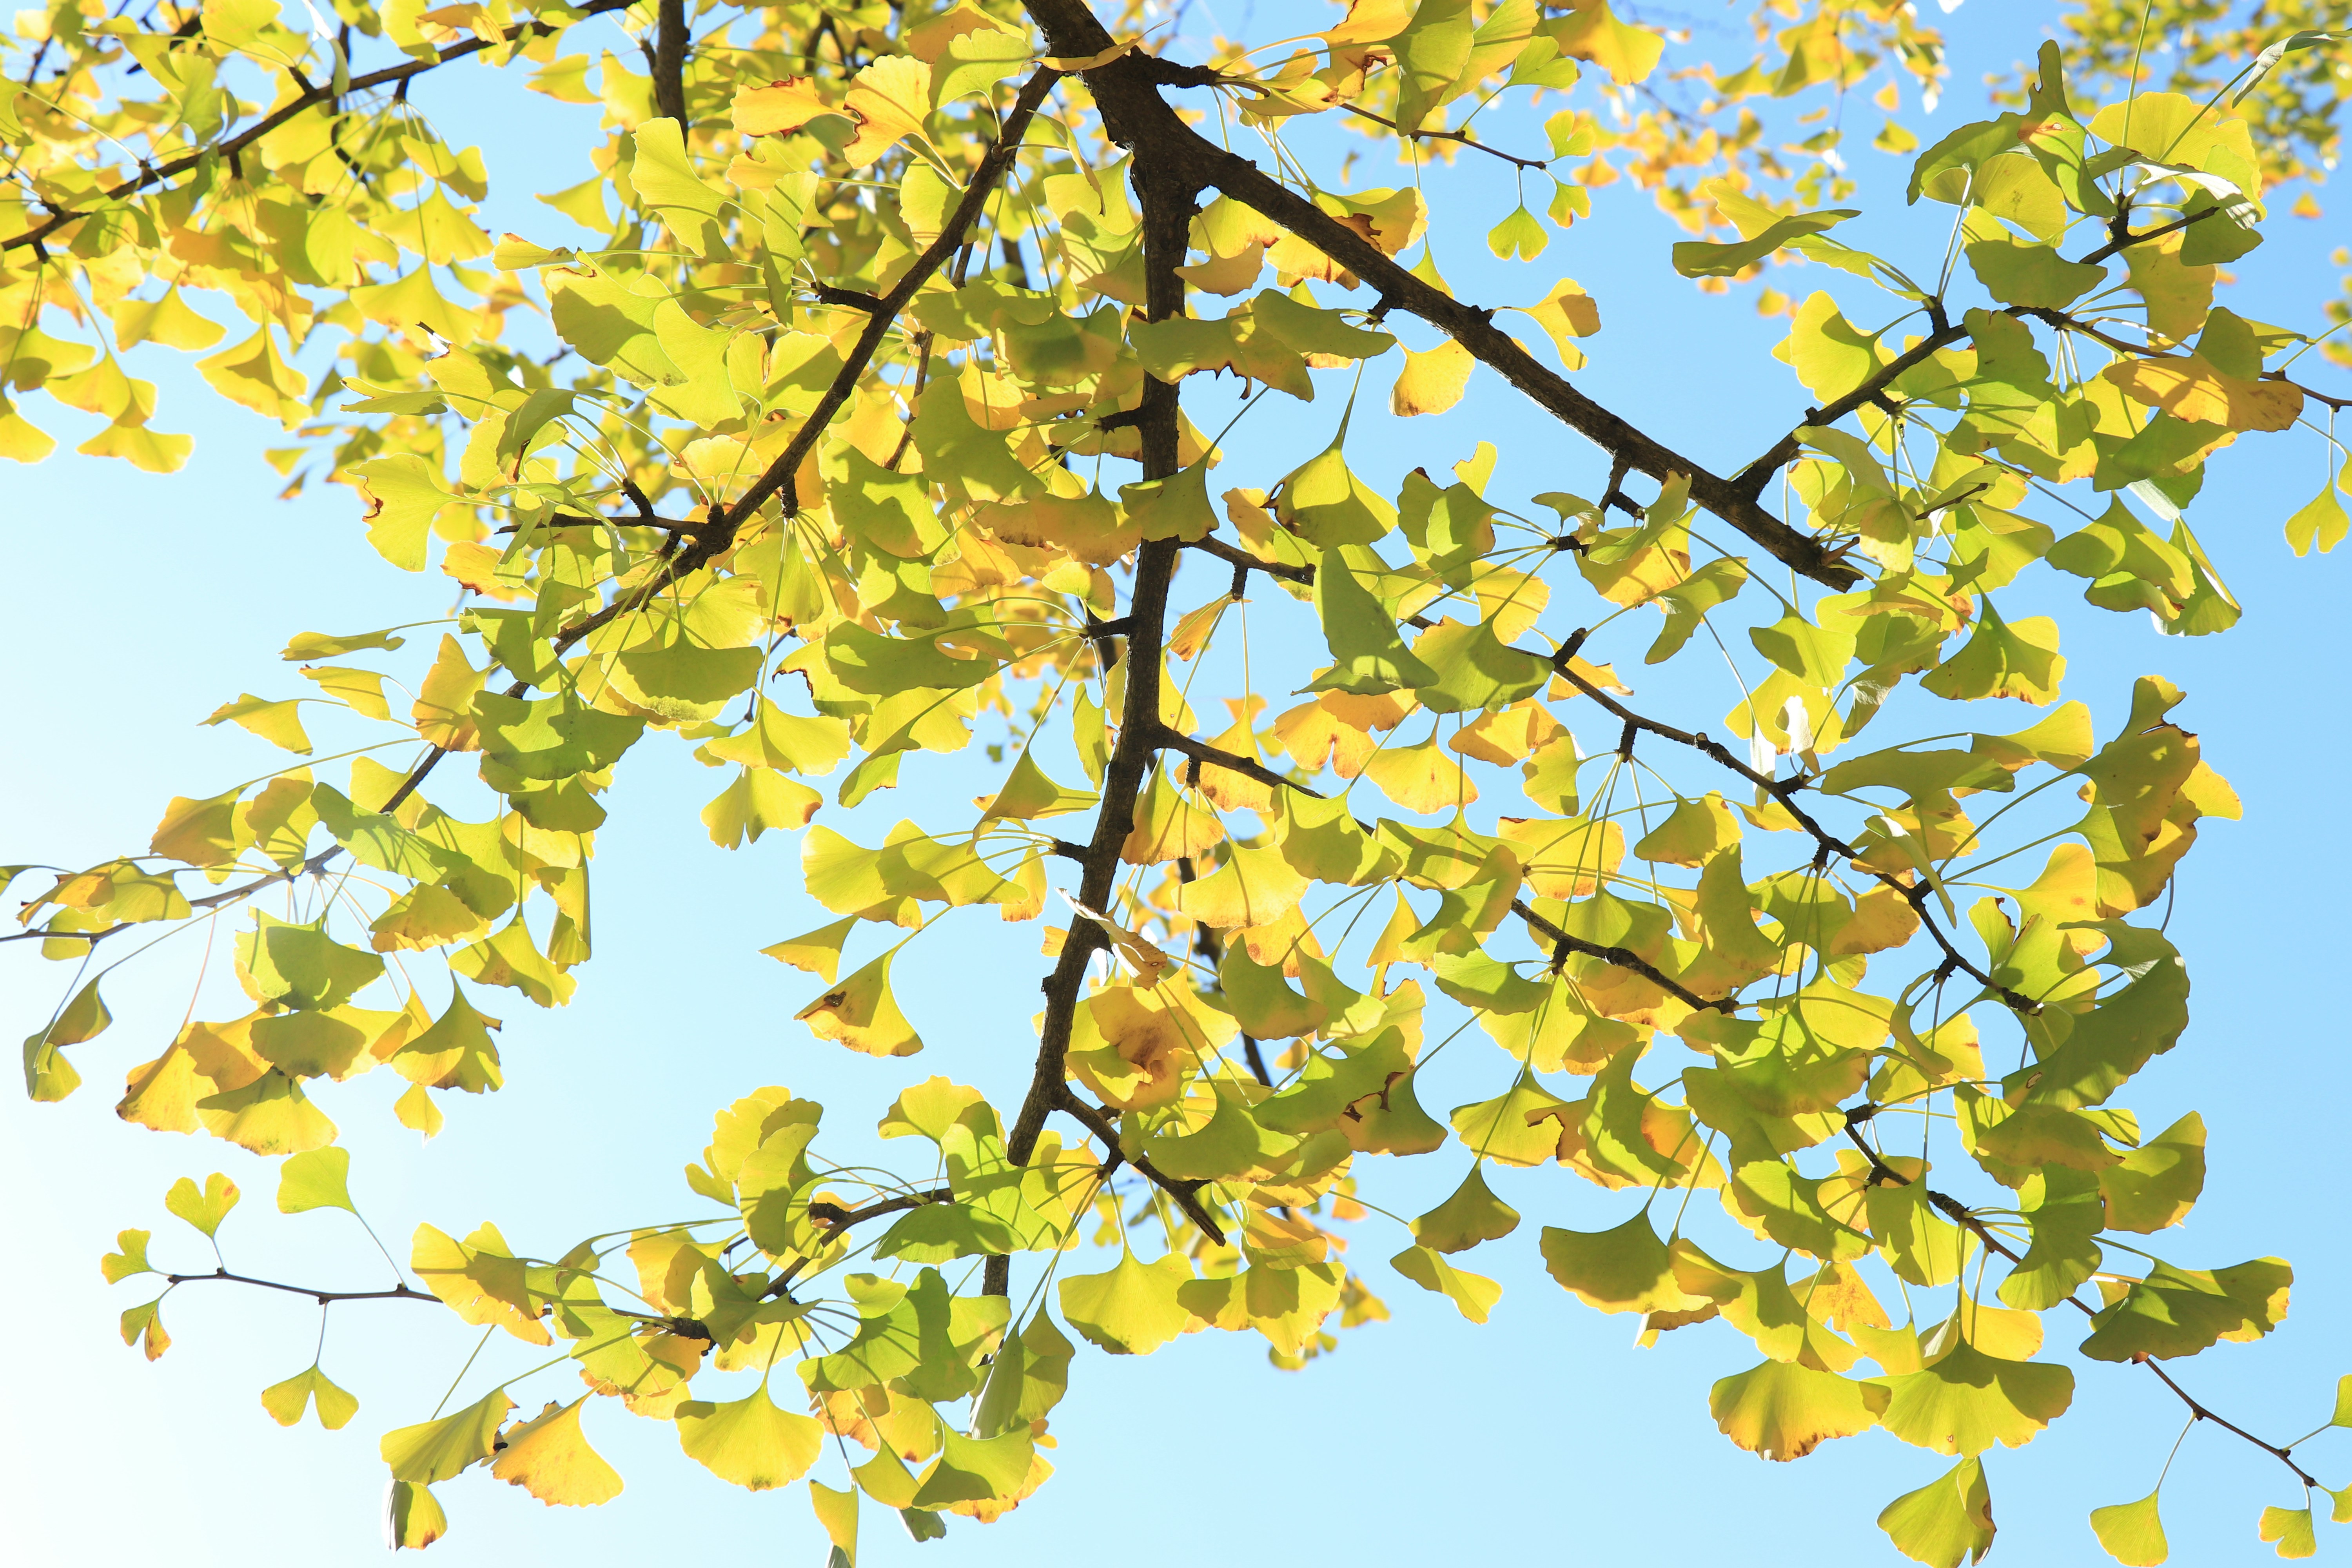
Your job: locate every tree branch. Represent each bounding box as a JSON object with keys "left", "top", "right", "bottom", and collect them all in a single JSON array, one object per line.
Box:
[
  {"left": 1341, "top": 102, "right": 1551, "bottom": 171},
  {"left": 1840, "top": 1119, "right": 2319, "bottom": 1489},
  {"left": 1158, "top": 725, "right": 1324, "bottom": 799},
  {"left": 650, "top": 0, "right": 688, "bottom": 127},
  {"left": 1014, "top": 0, "right": 1860, "bottom": 590},
  {"left": 1510, "top": 897, "right": 1735, "bottom": 1013},
  {"left": 2072, "top": 202, "right": 2223, "bottom": 268},
  {"left": 1544, "top": 631, "right": 2042, "bottom": 1014},
  {"left": 2, "top": 0, "right": 642, "bottom": 255},
  {"left": 1053, "top": 1087, "right": 1228, "bottom": 1243},
  {"left": 989, "top": 43, "right": 1205, "bottom": 1290},
  {"left": 1186, "top": 534, "right": 1314, "bottom": 585},
  {"left": 162, "top": 1267, "right": 434, "bottom": 1305}
]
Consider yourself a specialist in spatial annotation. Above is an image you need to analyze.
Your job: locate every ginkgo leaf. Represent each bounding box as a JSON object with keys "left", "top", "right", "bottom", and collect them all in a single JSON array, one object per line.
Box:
[
  {"left": 1920, "top": 604, "right": 2065, "bottom": 704},
  {"left": 796, "top": 951, "right": 925, "bottom": 1057},
  {"left": 1390, "top": 1245, "right": 1505, "bottom": 1322},
  {"left": 1391, "top": 340, "right": 1475, "bottom": 416},
  {"left": 810, "top": 1480, "right": 860, "bottom": 1564},
  {"left": 676, "top": 1383, "right": 825, "bottom": 1491},
  {"left": 1410, "top": 1166, "right": 1521, "bottom": 1253},
  {"left": 1516, "top": 277, "right": 1602, "bottom": 364},
  {"left": 1172, "top": 844, "right": 1311, "bottom": 931},
  {"left": 1549, "top": 0, "right": 1664, "bottom": 82},
  {"left": 1309, "top": 548, "right": 1437, "bottom": 695},
  {"left": 2285, "top": 485, "right": 2348, "bottom": 557},
  {"left": 492, "top": 1398, "right": 624, "bottom": 1506},
  {"left": 910, "top": 1429, "right": 1036, "bottom": 1508},
  {"left": 979, "top": 749, "right": 1100, "bottom": 820},
  {"left": 1879, "top": 1458, "right": 1997, "bottom": 1568},
  {"left": 204, "top": 693, "right": 313, "bottom": 754},
  {"left": 1709, "top": 1359, "right": 1886, "bottom": 1461},
  {"left": 1541, "top": 1215, "right": 1713, "bottom": 1315},
  {"left": 841, "top": 56, "right": 933, "bottom": 165},
  {"left": 762, "top": 917, "right": 858, "bottom": 985},
  {"left": 381, "top": 1390, "right": 515, "bottom": 1484},
  {"left": 2100, "top": 1112, "right": 2206, "bottom": 1232},
  {"left": 1058, "top": 1250, "right": 1196, "bottom": 1355},
  {"left": 386, "top": 1481, "right": 447, "bottom": 1550},
  {"left": 1675, "top": 208, "right": 1858, "bottom": 277},
  {"left": 411, "top": 1222, "right": 552, "bottom": 1345},
  {"left": 2079, "top": 1258, "right": 2292, "bottom": 1361},
  {"left": 101, "top": 1229, "right": 152, "bottom": 1284},
  {"left": 278, "top": 1146, "right": 356, "bottom": 1214},
  {"left": 261, "top": 1365, "right": 360, "bottom": 1430},
  {"left": 1874, "top": 1343, "right": 2074, "bottom": 1455},
  {"left": 2258, "top": 1504, "right": 2316, "bottom": 1559},
  {"left": 165, "top": 1172, "right": 240, "bottom": 1238},
  {"left": 2089, "top": 1492, "right": 2169, "bottom": 1566},
  {"left": 733, "top": 76, "right": 837, "bottom": 135}
]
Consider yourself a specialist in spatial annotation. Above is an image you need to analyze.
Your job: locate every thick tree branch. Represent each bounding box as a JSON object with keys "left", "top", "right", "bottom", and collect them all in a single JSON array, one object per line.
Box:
[
  {"left": 549, "top": 65, "right": 1063, "bottom": 655},
  {"left": 650, "top": 0, "right": 689, "bottom": 127},
  {"left": 1016, "top": 0, "right": 1860, "bottom": 590},
  {"left": 990, "top": 70, "right": 1205, "bottom": 1292}
]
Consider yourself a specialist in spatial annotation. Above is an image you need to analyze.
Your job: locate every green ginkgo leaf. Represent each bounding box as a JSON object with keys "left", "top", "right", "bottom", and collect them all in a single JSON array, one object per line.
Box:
[
  {"left": 675, "top": 1383, "right": 824, "bottom": 1492},
  {"left": 1058, "top": 1249, "right": 1196, "bottom": 1356},
  {"left": 1878, "top": 1457, "right": 1997, "bottom": 1568},
  {"left": 165, "top": 1172, "right": 240, "bottom": 1238},
  {"left": 2080, "top": 1258, "right": 2293, "bottom": 1361},
  {"left": 380, "top": 1390, "right": 514, "bottom": 1484},
  {"left": 1875, "top": 1342, "right": 2074, "bottom": 1456},
  {"left": 1410, "top": 1165, "right": 1522, "bottom": 1253},
  {"left": 2089, "top": 1491, "right": 2168, "bottom": 1566},
  {"left": 261, "top": 1365, "right": 360, "bottom": 1430},
  {"left": 277, "top": 1146, "right": 356, "bottom": 1214}
]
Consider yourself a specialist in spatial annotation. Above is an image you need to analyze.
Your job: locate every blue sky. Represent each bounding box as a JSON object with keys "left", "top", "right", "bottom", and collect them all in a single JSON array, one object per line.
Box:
[{"left": 6, "top": 2, "right": 2352, "bottom": 1564}]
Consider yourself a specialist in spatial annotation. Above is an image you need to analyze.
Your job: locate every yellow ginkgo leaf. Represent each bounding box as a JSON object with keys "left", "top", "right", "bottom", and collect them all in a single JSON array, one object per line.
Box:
[
  {"left": 1390, "top": 339, "right": 1475, "bottom": 417},
  {"left": 732, "top": 76, "right": 837, "bottom": 136},
  {"left": 1363, "top": 739, "right": 1477, "bottom": 814},
  {"left": 380, "top": 1390, "right": 514, "bottom": 1484},
  {"left": 796, "top": 950, "right": 924, "bottom": 1056},
  {"left": 492, "top": 1398, "right": 624, "bottom": 1506},
  {"left": 675, "top": 1383, "right": 825, "bottom": 1491},
  {"left": 842, "top": 56, "right": 933, "bottom": 165},
  {"left": 1518, "top": 277, "right": 1603, "bottom": 367}
]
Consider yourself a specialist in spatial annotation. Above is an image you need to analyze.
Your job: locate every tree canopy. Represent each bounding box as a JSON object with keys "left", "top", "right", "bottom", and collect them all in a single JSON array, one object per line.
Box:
[{"left": 7, "top": 0, "right": 2352, "bottom": 1562}]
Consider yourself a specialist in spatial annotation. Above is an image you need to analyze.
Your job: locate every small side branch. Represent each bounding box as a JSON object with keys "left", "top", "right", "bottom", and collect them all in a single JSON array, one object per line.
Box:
[
  {"left": 1545, "top": 634, "right": 2040, "bottom": 1015},
  {"left": 1341, "top": 102, "right": 1550, "bottom": 171},
  {"left": 1054, "top": 1089, "right": 1229, "bottom": 1245},
  {"left": 1158, "top": 726, "right": 1323, "bottom": 799},
  {"left": 1840, "top": 1120, "right": 2318, "bottom": 1488},
  {"left": 1511, "top": 898, "right": 1734, "bottom": 1014},
  {"left": 163, "top": 1268, "right": 434, "bottom": 1306},
  {"left": 1186, "top": 534, "right": 1314, "bottom": 586}
]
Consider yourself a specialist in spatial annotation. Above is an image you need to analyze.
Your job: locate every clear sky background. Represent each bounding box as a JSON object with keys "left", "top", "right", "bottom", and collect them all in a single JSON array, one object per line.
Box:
[{"left": 6, "top": 2, "right": 2352, "bottom": 1564}]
